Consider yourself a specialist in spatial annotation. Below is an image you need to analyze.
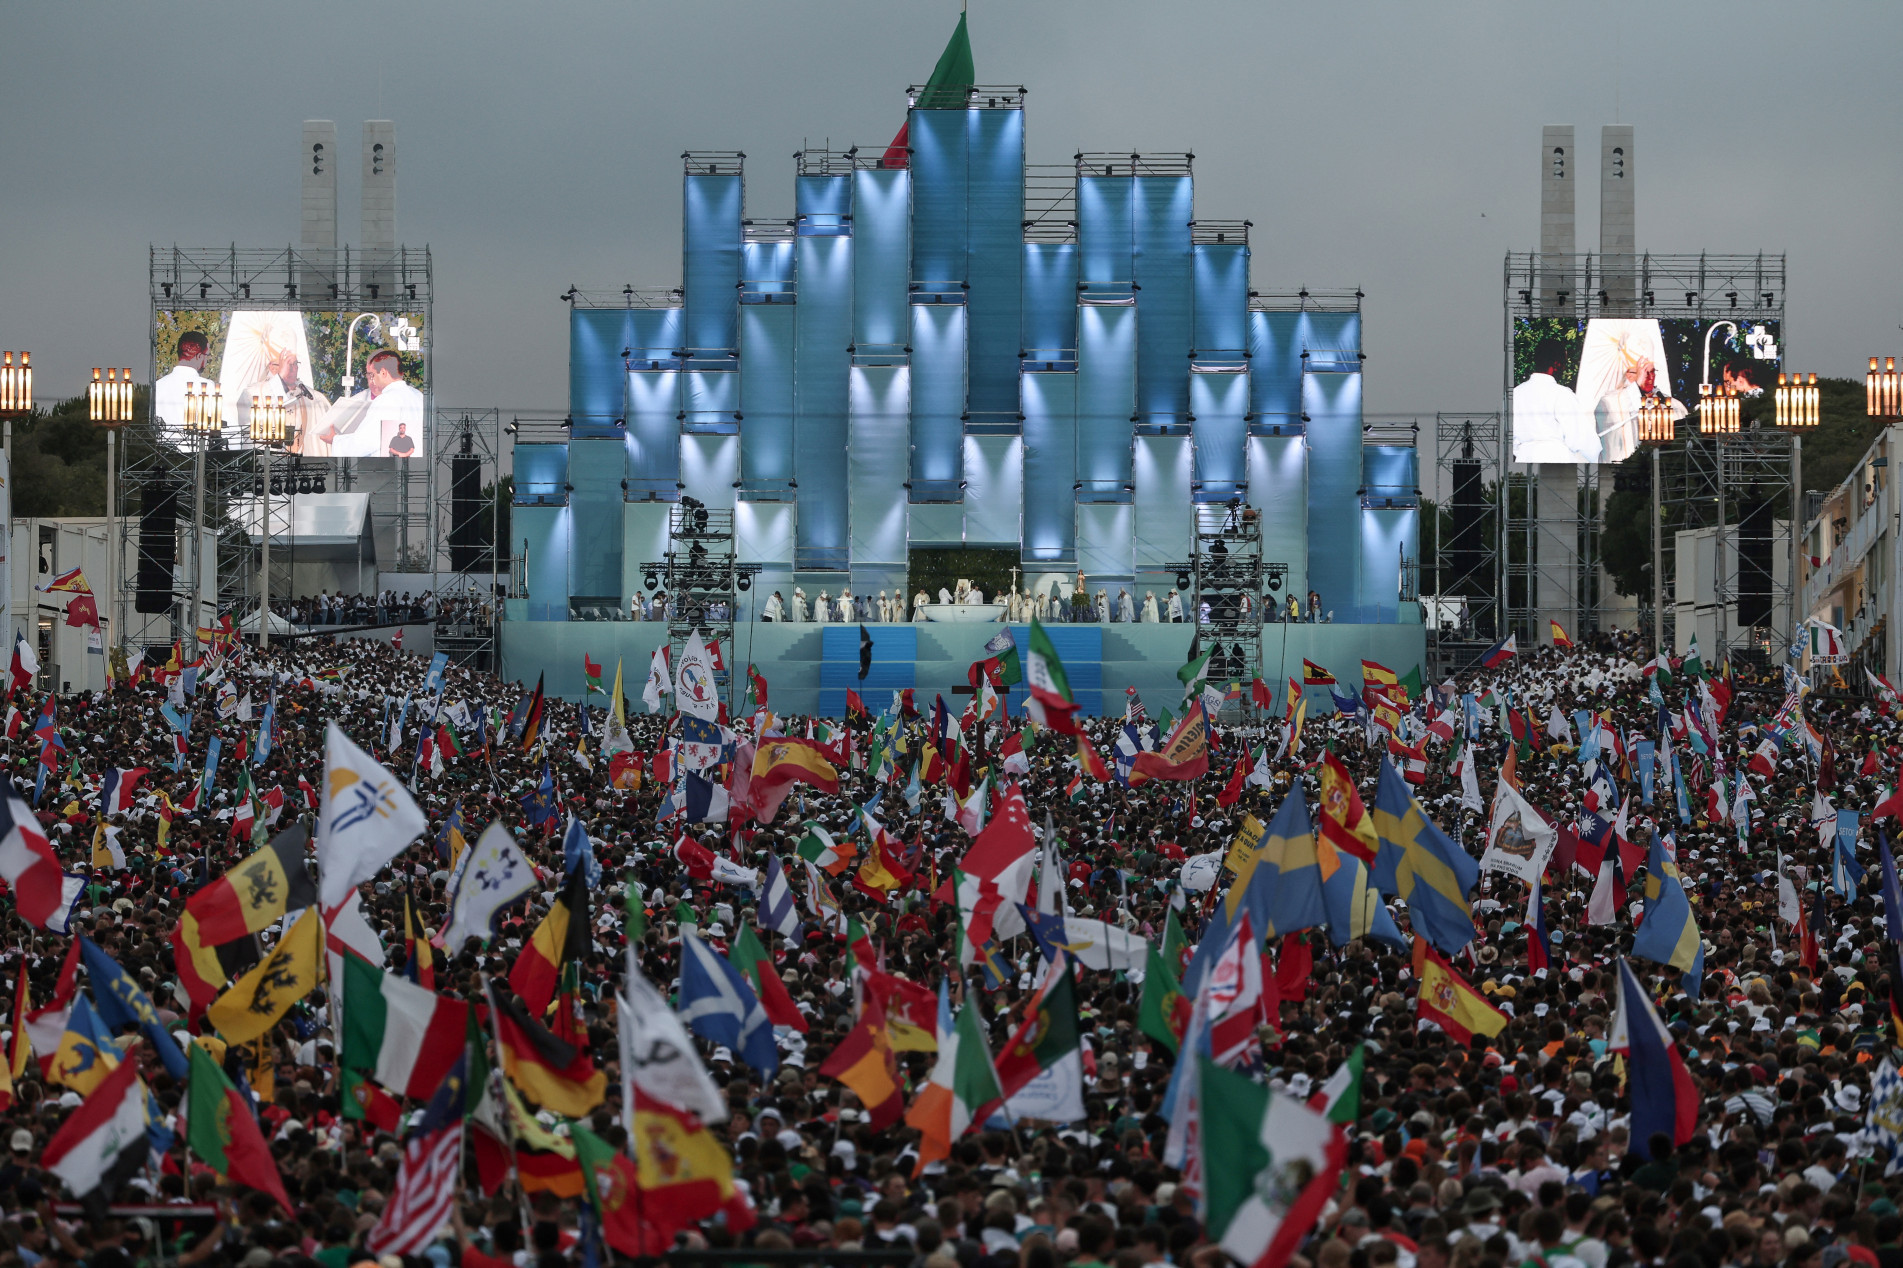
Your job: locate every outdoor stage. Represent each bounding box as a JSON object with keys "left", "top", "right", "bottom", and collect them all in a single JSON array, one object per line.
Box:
[{"left": 497, "top": 619, "right": 1425, "bottom": 719}]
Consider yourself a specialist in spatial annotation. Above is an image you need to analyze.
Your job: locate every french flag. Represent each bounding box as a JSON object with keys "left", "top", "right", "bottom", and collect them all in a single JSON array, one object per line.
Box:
[
  {"left": 98, "top": 767, "right": 148, "bottom": 816},
  {"left": 1610, "top": 958, "right": 1698, "bottom": 1155},
  {"left": 1480, "top": 634, "right": 1517, "bottom": 669}
]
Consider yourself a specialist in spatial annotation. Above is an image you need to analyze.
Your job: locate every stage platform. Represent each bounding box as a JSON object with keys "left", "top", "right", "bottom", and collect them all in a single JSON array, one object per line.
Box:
[{"left": 496, "top": 619, "right": 1425, "bottom": 719}]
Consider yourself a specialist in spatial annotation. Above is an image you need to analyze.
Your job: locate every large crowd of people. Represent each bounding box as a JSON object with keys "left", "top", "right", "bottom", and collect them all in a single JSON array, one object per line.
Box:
[{"left": 0, "top": 623, "right": 1893, "bottom": 1268}]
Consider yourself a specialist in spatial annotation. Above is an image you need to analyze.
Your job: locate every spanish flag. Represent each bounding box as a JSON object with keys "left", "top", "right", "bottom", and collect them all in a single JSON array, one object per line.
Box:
[
  {"left": 1549, "top": 620, "right": 1573, "bottom": 649},
  {"left": 1360, "top": 659, "right": 1398, "bottom": 691},
  {"left": 1416, "top": 945, "right": 1508, "bottom": 1044},
  {"left": 751, "top": 737, "right": 840, "bottom": 794},
  {"left": 493, "top": 992, "right": 607, "bottom": 1118},
  {"left": 1302, "top": 659, "right": 1338, "bottom": 686},
  {"left": 509, "top": 867, "right": 590, "bottom": 1017},
  {"left": 816, "top": 990, "right": 904, "bottom": 1130}
]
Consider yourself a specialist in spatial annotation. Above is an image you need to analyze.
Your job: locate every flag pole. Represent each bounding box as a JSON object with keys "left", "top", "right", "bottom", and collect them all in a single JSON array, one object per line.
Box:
[{"left": 477, "top": 972, "right": 536, "bottom": 1233}]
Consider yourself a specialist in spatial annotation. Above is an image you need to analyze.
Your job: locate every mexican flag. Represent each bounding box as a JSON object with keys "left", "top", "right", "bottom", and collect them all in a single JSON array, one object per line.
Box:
[
  {"left": 904, "top": 997, "right": 1002, "bottom": 1172},
  {"left": 1201, "top": 1058, "right": 1347, "bottom": 1268},
  {"left": 1024, "top": 618, "right": 1082, "bottom": 734}
]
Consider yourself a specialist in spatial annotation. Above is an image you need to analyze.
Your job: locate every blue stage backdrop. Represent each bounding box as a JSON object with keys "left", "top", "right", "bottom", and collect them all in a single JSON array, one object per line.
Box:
[{"left": 506, "top": 80, "right": 1422, "bottom": 705}]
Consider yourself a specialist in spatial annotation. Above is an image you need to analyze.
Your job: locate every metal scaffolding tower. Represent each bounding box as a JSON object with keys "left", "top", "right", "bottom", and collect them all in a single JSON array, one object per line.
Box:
[
  {"left": 1427, "top": 412, "right": 1505, "bottom": 678},
  {"left": 639, "top": 500, "right": 761, "bottom": 692},
  {"left": 1171, "top": 504, "right": 1282, "bottom": 721}
]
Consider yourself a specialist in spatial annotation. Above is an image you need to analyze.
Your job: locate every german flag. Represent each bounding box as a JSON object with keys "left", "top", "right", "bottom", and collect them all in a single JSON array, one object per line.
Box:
[
  {"left": 508, "top": 867, "right": 589, "bottom": 1016},
  {"left": 493, "top": 992, "right": 607, "bottom": 1118},
  {"left": 518, "top": 673, "right": 546, "bottom": 751},
  {"left": 751, "top": 737, "right": 840, "bottom": 794},
  {"left": 817, "top": 989, "right": 904, "bottom": 1129},
  {"left": 1302, "top": 659, "right": 1337, "bottom": 686},
  {"left": 170, "top": 826, "right": 316, "bottom": 1013},
  {"left": 403, "top": 886, "right": 436, "bottom": 989}
]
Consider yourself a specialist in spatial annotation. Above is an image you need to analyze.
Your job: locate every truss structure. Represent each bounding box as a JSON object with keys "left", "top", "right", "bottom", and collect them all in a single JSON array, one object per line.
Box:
[
  {"left": 138, "top": 245, "right": 435, "bottom": 649},
  {"left": 1501, "top": 251, "right": 1786, "bottom": 648},
  {"left": 1168, "top": 504, "right": 1284, "bottom": 720},
  {"left": 1427, "top": 413, "right": 1506, "bottom": 678},
  {"left": 431, "top": 408, "right": 505, "bottom": 672},
  {"left": 639, "top": 502, "right": 762, "bottom": 689}
]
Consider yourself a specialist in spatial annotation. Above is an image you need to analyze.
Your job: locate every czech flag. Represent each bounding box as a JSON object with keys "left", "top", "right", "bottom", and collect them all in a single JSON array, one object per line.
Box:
[
  {"left": 1609, "top": 958, "right": 1698, "bottom": 1156},
  {"left": 1480, "top": 635, "right": 1517, "bottom": 669}
]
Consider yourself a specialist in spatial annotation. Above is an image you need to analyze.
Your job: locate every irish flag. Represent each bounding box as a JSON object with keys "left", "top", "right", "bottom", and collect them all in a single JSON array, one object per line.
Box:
[
  {"left": 340, "top": 953, "right": 471, "bottom": 1100},
  {"left": 1200, "top": 1058, "right": 1346, "bottom": 1268},
  {"left": 904, "top": 996, "right": 1001, "bottom": 1174}
]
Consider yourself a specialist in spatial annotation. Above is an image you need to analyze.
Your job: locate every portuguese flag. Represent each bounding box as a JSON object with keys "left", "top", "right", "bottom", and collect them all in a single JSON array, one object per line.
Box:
[
  {"left": 881, "top": 14, "right": 976, "bottom": 168},
  {"left": 1137, "top": 940, "right": 1189, "bottom": 1053},
  {"left": 980, "top": 952, "right": 1081, "bottom": 1117},
  {"left": 186, "top": 1042, "right": 294, "bottom": 1214}
]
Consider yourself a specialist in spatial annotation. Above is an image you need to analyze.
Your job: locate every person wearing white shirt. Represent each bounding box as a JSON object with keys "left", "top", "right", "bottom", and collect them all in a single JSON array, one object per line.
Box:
[
  {"left": 320, "top": 351, "right": 424, "bottom": 457},
  {"left": 152, "top": 330, "right": 216, "bottom": 439},
  {"left": 1512, "top": 337, "right": 1599, "bottom": 464}
]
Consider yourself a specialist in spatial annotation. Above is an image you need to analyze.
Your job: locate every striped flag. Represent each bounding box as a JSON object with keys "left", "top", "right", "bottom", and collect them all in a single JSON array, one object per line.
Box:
[
  {"left": 366, "top": 1055, "right": 470, "bottom": 1255},
  {"left": 758, "top": 853, "right": 803, "bottom": 940}
]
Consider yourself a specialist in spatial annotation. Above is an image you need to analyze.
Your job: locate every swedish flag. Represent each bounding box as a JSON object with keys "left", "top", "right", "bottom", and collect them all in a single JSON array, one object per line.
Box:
[
  {"left": 1370, "top": 758, "right": 1478, "bottom": 955},
  {"left": 1230, "top": 789, "right": 1327, "bottom": 940},
  {"left": 1631, "top": 829, "right": 1703, "bottom": 993}
]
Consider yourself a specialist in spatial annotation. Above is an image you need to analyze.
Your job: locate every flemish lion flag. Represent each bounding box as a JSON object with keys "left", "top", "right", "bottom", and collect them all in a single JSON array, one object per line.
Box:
[{"left": 206, "top": 907, "right": 323, "bottom": 1045}]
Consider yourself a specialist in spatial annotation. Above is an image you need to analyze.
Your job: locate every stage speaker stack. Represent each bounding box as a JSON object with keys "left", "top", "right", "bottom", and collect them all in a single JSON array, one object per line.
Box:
[
  {"left": 448, "top": 455, "right": 483, "bottom": 570},
  {"left": 135, "top": 478, "right": 180, "bottom": 614},
  {"left": 1736, "top": 497, "right": 1774, "bottom": 629}
]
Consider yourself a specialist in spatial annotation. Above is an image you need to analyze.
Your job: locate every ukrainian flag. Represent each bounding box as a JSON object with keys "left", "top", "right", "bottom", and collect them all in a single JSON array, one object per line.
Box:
[
  {"left": 1631, "top": 829, "right": 1703, "bottom": 983},
  {"left": 1370, "top": 758, "right": 1479, "bottom": 955}
]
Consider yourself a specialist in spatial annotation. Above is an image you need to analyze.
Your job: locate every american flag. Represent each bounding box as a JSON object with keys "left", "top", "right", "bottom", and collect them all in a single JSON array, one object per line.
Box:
[{"left": 367, "top": 1055, "right": 468, "bottom": 1255}]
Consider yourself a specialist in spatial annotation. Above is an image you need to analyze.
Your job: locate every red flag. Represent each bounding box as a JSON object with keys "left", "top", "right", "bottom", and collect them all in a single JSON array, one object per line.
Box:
[
  {"left": 1250, "top": 678, "right": 1274, "bottom": 709},
  {"left": 1217, "top": 755, "right": 1248, "bottom": 807}
]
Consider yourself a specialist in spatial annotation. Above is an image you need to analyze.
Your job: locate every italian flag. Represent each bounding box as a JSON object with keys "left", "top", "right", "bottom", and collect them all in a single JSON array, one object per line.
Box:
[
  {"left": 1024, "top": 618, "right": 1083, "bottom": 735},
  {"left": 904, "top": 997, "right": 1002, "bottom": 1173},
  {"left": 339, "top": 953, "right": 470, "bottom": 1101},
  {"left": 1201, "top": 1058, "right": 1347, "bottom": 1268}
]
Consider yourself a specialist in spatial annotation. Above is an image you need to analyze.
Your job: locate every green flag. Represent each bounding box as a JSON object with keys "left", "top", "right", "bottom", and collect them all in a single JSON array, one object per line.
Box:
[
  {"left": 624, "top": 876, "right": 647, "bottom": 943},
  {"left": 1178, "top": 632, "right": 1212, "bottom": 701},
  {"left": 1137, "top": 942, "right": 1188, "bottom": 1053},
  {"left": 1161, "top": 906, "right": 1189, "bottom": 973},
  {"left": 186, "top": 1042, "right": 294, "bottom": 1212},
  {"left": 1317, "top": 1043, "right": 1365, "bottom": 1124},
  {"left": 914, "top": 13, "right": 975, "bottom": 108},
  {"left": 1398, "top": 665, "right": 1423, "bottom": 705}
]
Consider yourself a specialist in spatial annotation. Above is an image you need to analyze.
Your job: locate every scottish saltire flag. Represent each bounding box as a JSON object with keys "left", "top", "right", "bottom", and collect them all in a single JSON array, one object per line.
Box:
[
  {"left": 1609, "top": 958, "right": 1698, "bottom": 1157},
  {"left": 677, "top": 931, "right": 777, "bottom": 1077},
  {"left": 758, "top": 854, "right": 802, "bottom": 940}
]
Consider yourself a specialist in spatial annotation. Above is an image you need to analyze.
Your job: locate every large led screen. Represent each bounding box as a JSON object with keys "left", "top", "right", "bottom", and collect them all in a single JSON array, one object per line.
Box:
[
  {"left": 151, "top": 309, "right": 426, "bottom": 458},
  {"left": 1510, "top": 316, "right": 1779, "bottom": 464}
]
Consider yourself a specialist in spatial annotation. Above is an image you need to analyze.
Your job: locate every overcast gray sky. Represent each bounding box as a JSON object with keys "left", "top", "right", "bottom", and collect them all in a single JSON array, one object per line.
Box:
[{"left": 3, "top": 1, "right": 1899, "bottom": 427}]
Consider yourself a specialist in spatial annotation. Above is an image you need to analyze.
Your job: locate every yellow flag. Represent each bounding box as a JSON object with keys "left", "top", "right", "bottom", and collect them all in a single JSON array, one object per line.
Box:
[
  {"left": 1221, "top": 814, "right": 1267, "bottom": 919},
  {"left": 207, "top": 907, "right": 323, "bottom": 1045}
]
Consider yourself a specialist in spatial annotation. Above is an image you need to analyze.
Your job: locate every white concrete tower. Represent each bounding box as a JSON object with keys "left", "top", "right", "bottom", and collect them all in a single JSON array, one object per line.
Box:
[
  {"left": 1600, "top": 126, "right": 1635, "bottom": 312},
  {"left": 300, "top": 121, "right": 337, "bottom": 299},
  {"left": 362, "top": 120, "right": 396, "bottom": 293},
  {"left": 1539, "top": 126, "right": 1574, "bottom": 310}
]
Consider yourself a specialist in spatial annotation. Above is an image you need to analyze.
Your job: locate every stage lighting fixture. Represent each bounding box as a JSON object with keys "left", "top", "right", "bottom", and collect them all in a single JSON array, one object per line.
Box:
[
  {"left": 313, "top": 475, "right": 326, "bottom": 494},
  {"left": 1267, "top": 574, "right": 1281, "bottom": 592},
  {"left": 1176, "top": 572, "right": 1192, "bottom": 590},
  {"left": 736, "top": 574, "right": 751, "bottom": 592},
  {"left": 644, "top": 572, "right": 658, "bottom": 590}
]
